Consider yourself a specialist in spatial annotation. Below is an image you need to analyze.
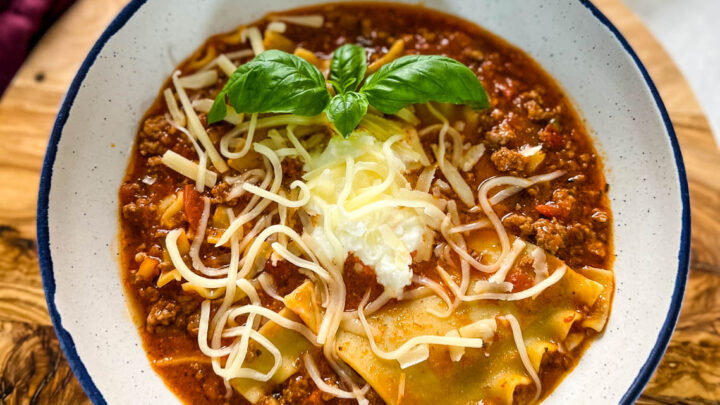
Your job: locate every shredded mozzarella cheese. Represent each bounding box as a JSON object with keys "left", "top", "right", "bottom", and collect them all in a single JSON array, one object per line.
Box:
[{"left": 161, "top": 150, "right": 217, "bottom": 187}]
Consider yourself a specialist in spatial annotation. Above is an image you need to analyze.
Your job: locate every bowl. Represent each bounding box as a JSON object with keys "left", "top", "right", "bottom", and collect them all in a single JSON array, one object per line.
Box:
[{"left": 37, "top": 0, "right": 690, "bottom": 403}]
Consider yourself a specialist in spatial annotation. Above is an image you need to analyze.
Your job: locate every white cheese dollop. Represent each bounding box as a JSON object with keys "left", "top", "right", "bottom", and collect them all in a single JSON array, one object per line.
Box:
[{"left": 303, "top": 133, "right": 434, "bottom": 297}]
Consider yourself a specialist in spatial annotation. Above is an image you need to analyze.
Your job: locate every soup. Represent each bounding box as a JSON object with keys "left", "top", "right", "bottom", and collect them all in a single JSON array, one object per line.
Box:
[{"left": 119, "top": 3, "right": 613, "bottom": 404}]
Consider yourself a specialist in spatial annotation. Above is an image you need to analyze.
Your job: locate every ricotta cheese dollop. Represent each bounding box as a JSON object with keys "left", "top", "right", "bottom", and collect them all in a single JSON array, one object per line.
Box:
[{"left": 302, "top": 132, "right": 435, "bottom": 297}]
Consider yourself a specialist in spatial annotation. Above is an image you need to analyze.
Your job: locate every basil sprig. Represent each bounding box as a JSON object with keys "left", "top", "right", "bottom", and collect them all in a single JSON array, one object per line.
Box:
[
  {"left": 329, "top": 44, "right": 367, "bottom": 94},
  {"left": 325, "top": 44, "right": 369, "bottom": 136},
  {"left": 209, "top": 45, "right": 489, "bottom": 137}
]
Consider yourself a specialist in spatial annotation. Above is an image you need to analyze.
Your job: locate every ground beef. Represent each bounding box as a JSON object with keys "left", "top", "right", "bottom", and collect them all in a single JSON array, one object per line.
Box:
[
  {"left": 505, "top": 212, "right": 607, "bottom": 266},
  {"left": 122, "top": 197, "right": 157, "bottom": 225},
  {"left": 523, "top": 99, "right": 558, "bottom": 122},
  {"left": 209, "top": 181, "right": 237, "bottom": 206},
  {"left": 139, "top": 115, "right": 175, "bottom": 156},
  {"left": 186, "top": 312, "right": 200, "bottom": 336},
  {"left": 147, "top": 155, "right": 163, "bottom": 166},
  {"left": 119, "top": 182, "right": 141, "bottom": 204},
  {"left": 538, "top": 123, "right": 563, "bottom": 149},
  {"left": 536, "top": 188, "right": 577, "bottom": 219},
  {"left": 503, "top": 213, "right": 534, "bottom": 237},
  {"left": 491, "top": 147, "right": 527, "bottom": 173},
  {"left": 201, "top": 378, "right": 222, "bottom": 400},
  {"left": 517, "top": 255, "right": 535, "bottom": 272},
  {"left": 532, "top": 218, "right": 567, "bottom": 254},
  {"left": 586, "top": 240, "right": 607, "bottom": 260},
  {"left": 187, "top": 362, "right": 225, "bottom": 401},
  {"left": 343, "top": 254, "right": 382, "bottom": 310},
  {"left": 264, "top": 260, "right": 309, "bottom": 299},
  {"left": 484, "top": 116, "right": 516, "bottom": 145},
  {"left": 281, "top": 157, "right": 304, "bottom": 187},
  {"left": 138, "top": 286, "right": 159, "bottom": 303},
  {"left": 146, "top": 298, "right": 179, "bottom": 331},
  {"left": 256, "top": 397, "right": 280, "bottom": 405},
  {"left": 190, "top": 362, "right": 205, "bottom": 381},
  {"left": 143, "top": 115, "right": 169, "bottom": 136},
  {"left": 280, "top": 373, "right": 320, "bottom": 405},
  {"left": 515, "top": 90, "right": 559, "bottom": 122},
  {"left": 591, "top": 208, "right": 610, "bottom": 225},
  {"left": 566, "top": 222, "right": 589, "bottom": 245}
]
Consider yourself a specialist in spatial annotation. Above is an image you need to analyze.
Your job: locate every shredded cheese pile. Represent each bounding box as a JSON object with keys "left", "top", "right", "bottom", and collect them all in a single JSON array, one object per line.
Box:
[{"left": 302, "top": 132, "right": 438, "bottom": 297}]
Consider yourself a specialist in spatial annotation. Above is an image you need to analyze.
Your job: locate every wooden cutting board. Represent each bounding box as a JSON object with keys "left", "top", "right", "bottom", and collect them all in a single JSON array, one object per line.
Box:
[{"left": 0, "top": 0, "right": 717, "bottom": 403}]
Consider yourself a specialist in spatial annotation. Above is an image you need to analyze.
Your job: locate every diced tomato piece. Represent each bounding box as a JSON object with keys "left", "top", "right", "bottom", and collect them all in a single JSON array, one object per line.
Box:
[
  {"left": 539, "top": 124, "right": 563, "bottom": 149},
  {"left": 508, "top": 270, "right": 534, "bottom": 292},
  {"left": 183, "top": 184, "right": 205, "bottom": 232},
  {"left": 535, "top": 203, "right": 569, "bottom": 219}
]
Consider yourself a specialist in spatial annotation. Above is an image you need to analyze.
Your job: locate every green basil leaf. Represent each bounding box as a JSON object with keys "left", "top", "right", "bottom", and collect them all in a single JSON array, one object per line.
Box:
[
  {"left": 360, "top": 55, "right": 489, "bottom": 114},
  {"left": 326, "top": 92, "right": 368, "bottom": 137},
  {"left": 208, "top": 50, "right": 330, "bottom": 124},
  {"left": 330, "top": 44, "right": 367, "bottom": 94},
  {"left": 208, "top": 94, "right": 228, "bottom": 124}
]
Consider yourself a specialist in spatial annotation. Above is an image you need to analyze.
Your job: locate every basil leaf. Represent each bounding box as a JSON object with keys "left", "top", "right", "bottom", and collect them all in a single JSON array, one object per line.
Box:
[
  {"left": 208, "top": 50, "right": 329, "bottom": 124},
  {"left": 326, "top": 92, "right": 368, "bottom": 137},
  {"left": 330, "top": 44, "right": 367, "bottom": 94},
  {"left": 360, "top": 55, "right": 489, "bottom": 114},
  {"left": 208, "top": 95, "right": 228, "bottom": 124}
]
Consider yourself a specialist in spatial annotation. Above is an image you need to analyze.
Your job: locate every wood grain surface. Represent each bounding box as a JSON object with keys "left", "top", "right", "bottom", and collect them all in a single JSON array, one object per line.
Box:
[{"left": 0, "top": 0, "right": 717, "bottom": 403}]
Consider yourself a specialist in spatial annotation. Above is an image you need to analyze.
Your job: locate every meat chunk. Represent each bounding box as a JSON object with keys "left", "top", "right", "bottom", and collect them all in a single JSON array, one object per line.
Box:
[
  {"left": 143, "top": 115, "right": 170, "bottom": 137},
  {"left": 538, "top": 124, "right": 563, "bottom": 150},
  {"left": 146, "top": 298, "right": 179, "bottom": 331},
  {"left": 523, "top": 99, "right": 558, "bottom": 122},
  {"left": 484, "top": 117, "right": 516, "bottom": 146},
  {"left": 591, "top": 208, "right": 610, "bottom": 225},
  {"left": 502, "top": 213, "right": 534, "bottom": 237},
  {"left": 491, "top": 147, "right": 527, "bottom": 173},
  {"left": 138, "top": 286, "right": 159, "bottom": 303},
  {"left": 201, "top": 378, "right": 222, "bottom": 400},
  {"left": 122, "top": 197, "right": 157, "bottom": 225},
  {"left": 186, "top": 312, "right": 200, "bottom": 336},
  {"left": 256, "top": 397, "right": 280, "bottom": 405},
  {"left": 532, "top": 218, "right": 567, "bottom": 254},
  {"left": 587, "top": 240, "right": 607, "bottom": 259},
  {"left": 188, "top": 362, "right": 223, "bottom": 400},
  {"left": 139, "top": 115, "right": 175, "bottom": 156},
  {"left": 209, "top": 181, "right": 235, "bottom": 206},
  {"left": 281, "top": 373, "right": 317, "bottom": 404},
  {"left": 515, "top": 90, "right": 559, "bottom": 122},
  {"left": 552, "top": 188, "right": 576, "bottom": 210},
  {"left": 119, "top": 182, "right": 141, "bottom": 204},
  {"left": 536, "top": 188, "right": 576, "bottom": 219}
]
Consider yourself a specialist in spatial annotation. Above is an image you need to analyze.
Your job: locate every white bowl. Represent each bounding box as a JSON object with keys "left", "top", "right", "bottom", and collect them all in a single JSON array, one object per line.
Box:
[{"left": 37, "top": 0, "right": 690, "bottom": 403}]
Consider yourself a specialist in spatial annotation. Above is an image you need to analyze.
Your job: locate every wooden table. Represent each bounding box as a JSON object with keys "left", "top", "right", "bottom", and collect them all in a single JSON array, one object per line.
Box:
[{"left": 0, "top": 0, "right": 717, "bottom": 403}]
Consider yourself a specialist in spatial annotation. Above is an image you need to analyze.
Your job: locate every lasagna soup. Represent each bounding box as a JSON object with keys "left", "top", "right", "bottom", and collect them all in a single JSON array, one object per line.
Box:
[{"left": 119, "top": 4, "right": 613, "bottom": 404}]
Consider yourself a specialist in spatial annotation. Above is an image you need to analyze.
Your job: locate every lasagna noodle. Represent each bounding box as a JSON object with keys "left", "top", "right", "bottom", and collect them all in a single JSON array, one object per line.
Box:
[
  {"left": 328, "top": 246, "right": 610, "bottom": 405},
  {"left": 230, "top": 307, "right": 314, "bottom": 403}
]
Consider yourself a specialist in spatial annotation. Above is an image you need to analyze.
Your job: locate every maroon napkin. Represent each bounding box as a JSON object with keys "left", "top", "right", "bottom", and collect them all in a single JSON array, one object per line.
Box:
[{"left": 0, "top": 0, "right": 75, "bottom": 96}]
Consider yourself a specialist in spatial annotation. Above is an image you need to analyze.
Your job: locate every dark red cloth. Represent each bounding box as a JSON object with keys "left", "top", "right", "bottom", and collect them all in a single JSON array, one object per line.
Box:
[{"left": 0, "top": 0, "right": 75, "bottom": 96}]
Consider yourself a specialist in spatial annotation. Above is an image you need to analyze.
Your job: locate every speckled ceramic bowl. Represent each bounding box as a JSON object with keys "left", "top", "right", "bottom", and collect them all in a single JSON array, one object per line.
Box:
[{"left": 37, "top": 0, "right": 690, "bottom": 403}]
